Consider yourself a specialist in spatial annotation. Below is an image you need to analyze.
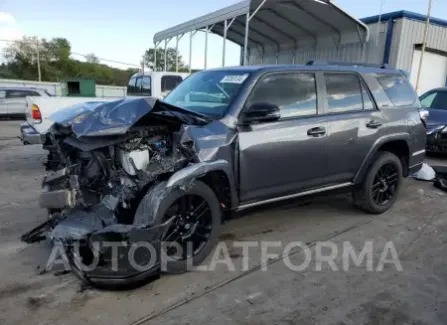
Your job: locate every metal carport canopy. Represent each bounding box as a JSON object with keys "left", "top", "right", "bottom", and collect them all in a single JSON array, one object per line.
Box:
[{"left": 153, "top": 0, "right": 369, "bottom": 70}]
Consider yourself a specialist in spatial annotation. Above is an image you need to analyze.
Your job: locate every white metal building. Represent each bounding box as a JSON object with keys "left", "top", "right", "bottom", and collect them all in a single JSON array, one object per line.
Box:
[
  {"left": 361, "top": 11, "right": 447, "bottom": 95},
  {"left": 154, "top": 2, "right": 447, "bottom": 95}
]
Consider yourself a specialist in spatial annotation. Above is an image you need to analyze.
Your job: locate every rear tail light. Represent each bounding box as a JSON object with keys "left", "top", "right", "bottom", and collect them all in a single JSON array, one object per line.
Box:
[{"left": 31, "top": 104, "right": 42, "bottom": 123}]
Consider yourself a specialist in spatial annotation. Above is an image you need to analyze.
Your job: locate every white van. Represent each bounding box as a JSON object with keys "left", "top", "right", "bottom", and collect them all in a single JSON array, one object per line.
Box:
[{"left": 127, "top": 71, "right": 189, "bottom": 98}]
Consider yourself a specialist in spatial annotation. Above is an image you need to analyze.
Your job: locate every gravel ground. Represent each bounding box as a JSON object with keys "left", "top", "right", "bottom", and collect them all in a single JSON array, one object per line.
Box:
[{"left": 0, "top": 120, "right": 446, "bottom": 325}]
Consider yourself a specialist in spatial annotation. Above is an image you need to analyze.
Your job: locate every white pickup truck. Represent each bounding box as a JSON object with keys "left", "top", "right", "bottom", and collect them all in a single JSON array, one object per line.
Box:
[{"left": 19, "top": 71, "right": 189, "bottom": 144}]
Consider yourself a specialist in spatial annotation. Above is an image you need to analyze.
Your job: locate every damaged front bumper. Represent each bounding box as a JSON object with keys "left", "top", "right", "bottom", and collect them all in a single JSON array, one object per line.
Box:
[{"left": 21, "top": 203, "right": 174, "bottom": 288}]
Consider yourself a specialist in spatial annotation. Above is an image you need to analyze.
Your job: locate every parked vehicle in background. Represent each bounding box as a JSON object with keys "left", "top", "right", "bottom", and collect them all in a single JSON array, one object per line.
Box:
[
  {"left": 126, "top": 71, "right": 189, "bottom": 98},
  {"left": 19, "top": 96, "right": 123, "bottom": 144},
  {"left": 0, "top": 87, "right": 51, "bottom": 118},
  {"left": 22, "top": 62, "right": 426, "bottom": 287},
  {"left": 19, "top": 72, "right": 190, "bottom": 145},
  {"left": 0, "top": 78, "right": 127, "bottom": 97},
  {"left": 420, "top": 87, "right": 447, "bottom": 152}
]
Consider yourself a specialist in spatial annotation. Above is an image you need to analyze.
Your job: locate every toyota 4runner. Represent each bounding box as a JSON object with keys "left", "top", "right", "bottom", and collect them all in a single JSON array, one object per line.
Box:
[{"left": 22, "top": 61, "right": 426, "bottom": 287}]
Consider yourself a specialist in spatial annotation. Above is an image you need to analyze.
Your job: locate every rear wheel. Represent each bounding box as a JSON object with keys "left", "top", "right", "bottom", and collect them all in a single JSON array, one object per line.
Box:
[{"left": 353, "top": 152, "right": 403, "bottom": 214}]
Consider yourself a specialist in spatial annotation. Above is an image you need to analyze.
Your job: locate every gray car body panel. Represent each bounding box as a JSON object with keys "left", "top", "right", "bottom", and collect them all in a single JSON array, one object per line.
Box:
[
  {"left": 21, "top": 64, "right": 426, "bottom": 287},
  {"left": 176, "top": 65, "right": 425, "bottom": 208}
]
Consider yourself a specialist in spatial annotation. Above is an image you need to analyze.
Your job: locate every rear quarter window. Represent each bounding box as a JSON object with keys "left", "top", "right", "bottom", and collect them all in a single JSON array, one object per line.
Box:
[
  {"left": 161, "top": 75, "right": 183, "bottom": 92},
  {"left": 6, "top": 90, "right": 28, "bottom": 98},
  {"left": 375, "top": 73, "right": 417, "bottom": 107},
  {"left": 26, "top": 91, "right": 41, "bottom": 96}
]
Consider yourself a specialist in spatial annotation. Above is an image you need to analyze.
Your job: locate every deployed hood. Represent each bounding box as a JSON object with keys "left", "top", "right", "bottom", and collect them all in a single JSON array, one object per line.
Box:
[{"left": 48, "top": 97, "right": 208, "bottom": 137}]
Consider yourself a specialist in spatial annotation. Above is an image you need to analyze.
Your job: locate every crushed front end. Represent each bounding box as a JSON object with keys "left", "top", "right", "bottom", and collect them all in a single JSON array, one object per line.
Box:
[{"left": 21, "top": 98, "right": 202, "bottom": 287}]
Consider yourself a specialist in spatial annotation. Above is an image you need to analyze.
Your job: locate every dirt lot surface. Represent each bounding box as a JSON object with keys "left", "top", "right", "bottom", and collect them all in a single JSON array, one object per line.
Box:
[{"left": 0, "top": 120, "right": 446, "bottom": 325}]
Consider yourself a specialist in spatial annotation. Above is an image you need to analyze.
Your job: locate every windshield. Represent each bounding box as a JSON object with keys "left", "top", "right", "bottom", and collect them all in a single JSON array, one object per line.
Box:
[{"left": 163, "top": 70, "right": 250, "bottom": 118}]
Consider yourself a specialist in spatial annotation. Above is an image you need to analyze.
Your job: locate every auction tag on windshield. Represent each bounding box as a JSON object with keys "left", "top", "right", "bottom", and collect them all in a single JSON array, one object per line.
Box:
[{"left": 220, "top": 74, "right": 248, "bottom": 84}]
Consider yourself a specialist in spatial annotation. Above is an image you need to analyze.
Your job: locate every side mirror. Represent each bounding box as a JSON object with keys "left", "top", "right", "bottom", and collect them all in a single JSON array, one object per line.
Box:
[{"left": 241, "top": 103, "right": 280, "bottom": 124}]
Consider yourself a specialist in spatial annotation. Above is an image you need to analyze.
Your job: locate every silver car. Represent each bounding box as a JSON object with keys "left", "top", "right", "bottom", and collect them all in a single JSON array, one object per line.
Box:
[{"left": 0, "top": 87, "right": 51, "bottom": 117}]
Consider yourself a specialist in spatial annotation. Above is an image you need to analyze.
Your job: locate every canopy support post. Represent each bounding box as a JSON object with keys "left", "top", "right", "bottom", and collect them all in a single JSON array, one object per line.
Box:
[
  {"left": 293, "top": 41, "right": 298, "bottom": 64},
  {"left": 223, "top": 20, "right": 227, "bottom": 67},
  {"left": 223, "top": 17, "right": 236, "bottom": 67},
  {"left": 189, "top": 30, "right": 198, "bottom": 74},
  {"left": 204, "top": 26, "right": 209, "bottom": 69},
  {"left": 244, "top": 13, "right": 249, "bottom": 65},
  {"left": 244, "top": 0, "right": 267, "bottom": 65},
  {"left": 164, "top": 38, "right": 171, "bottom": 71},
  {"left": 175, "top": 34, "right": 184, "bottom": 72},
  {"left": 276, "top": 44, "right": 280, "bottom": 64},
  {"left": 153, "top": 42, "right": 158, "bottom": 71},
  {"left": 261, "top": 45, "right": 264, "bottom": 64}
]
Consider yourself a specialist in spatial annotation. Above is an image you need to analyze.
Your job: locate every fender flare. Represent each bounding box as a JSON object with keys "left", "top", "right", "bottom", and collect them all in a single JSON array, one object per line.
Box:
[
  {"left": 166, "top": 159, "right": 238, "bottom": 209},
  {"left": 353, "top": 133, "right": 410, "bottom": 184}
]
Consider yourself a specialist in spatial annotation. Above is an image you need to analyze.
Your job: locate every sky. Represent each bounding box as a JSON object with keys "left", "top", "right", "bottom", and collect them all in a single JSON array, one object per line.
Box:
[{"left": 1, "top": 0, "right": 447, "bottom": 70}]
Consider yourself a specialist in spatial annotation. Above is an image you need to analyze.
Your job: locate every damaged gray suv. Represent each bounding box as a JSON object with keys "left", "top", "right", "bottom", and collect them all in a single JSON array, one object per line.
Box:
[{"left": 22, "top": 62, "right": 426, "bottom": 287}]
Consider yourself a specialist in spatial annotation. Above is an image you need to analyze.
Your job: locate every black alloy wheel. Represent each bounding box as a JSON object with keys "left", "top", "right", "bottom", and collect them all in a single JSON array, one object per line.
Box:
[
  {"left": 133, "top": 180, "right": 222, "bottom": 274},
  {"left": 372, "top": 163, "right": 399, "bottom": 206},
  {"left": 162, "top": 195, "right": 213, "bottom": 260},
  {"left": 354, "top": 151, "right": 403, "bottom": 214}
]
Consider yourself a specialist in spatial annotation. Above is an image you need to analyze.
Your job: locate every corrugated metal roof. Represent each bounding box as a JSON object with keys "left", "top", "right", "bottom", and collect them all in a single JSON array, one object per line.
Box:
[
  {"left": 361, "top": 10, "right": 447, "bottom": 28},
  {"left": 153, "top": 0, "right": 369, "bottom": 45}
]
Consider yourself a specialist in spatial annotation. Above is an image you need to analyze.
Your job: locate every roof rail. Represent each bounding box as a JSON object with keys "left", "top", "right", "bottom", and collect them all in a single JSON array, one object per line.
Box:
[{"left": 306, "top": 60, "right": 390, "bottom": 69}]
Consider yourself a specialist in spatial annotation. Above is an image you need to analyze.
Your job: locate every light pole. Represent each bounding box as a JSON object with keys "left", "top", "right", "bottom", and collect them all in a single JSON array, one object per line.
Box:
[
  {"left": 415, "top": 0, "right": 433, "bottom": 93},
  {"left": 376, "top": 0, "right": 385, "bottom": 47}
]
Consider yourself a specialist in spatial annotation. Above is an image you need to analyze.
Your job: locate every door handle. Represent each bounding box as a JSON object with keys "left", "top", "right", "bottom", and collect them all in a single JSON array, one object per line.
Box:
[
  {"left": 307, "top": 127, "right": 326, "bottom": 137},
  {"left": 366, "top": 120, "right": 382, "bottom": 129}
]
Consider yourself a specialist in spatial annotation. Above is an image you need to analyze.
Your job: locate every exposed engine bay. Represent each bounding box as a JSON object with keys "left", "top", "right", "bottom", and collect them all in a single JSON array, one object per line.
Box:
[{"left": 39, "top": 125, "right": 188, "bottom": 218}]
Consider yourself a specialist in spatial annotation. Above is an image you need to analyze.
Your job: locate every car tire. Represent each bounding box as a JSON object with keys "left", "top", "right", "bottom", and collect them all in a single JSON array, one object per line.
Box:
[
  {"left": 353, "top": 151, "right": 403, "bottom": 214},
  {"left": 134, "top": 180, "right": 222, "bottom": 274}
]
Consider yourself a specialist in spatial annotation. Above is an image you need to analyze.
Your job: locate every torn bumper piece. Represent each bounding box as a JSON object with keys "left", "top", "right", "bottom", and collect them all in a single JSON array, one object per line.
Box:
[
  {"left": 63, "top": 223, "right": 169, "bottom": 288},
  {"left": 39, "top": 190, "right": 75, "bottom": 209},
  {"left": 22, "top": 204, "right": 174, "bottom": 288}
]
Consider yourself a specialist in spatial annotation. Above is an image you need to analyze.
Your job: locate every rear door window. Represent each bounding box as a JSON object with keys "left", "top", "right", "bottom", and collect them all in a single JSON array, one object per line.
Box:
[
  {"left": 249, "top": 72, "right": 318, "bottom": 119},
  {"left": 375, "top": 73, "right": 416, "bottom": 106},
  {"left": 161, "top": 75, "right": 183, "bottom": 92},
  {"left": 324, "top": 73, "right": 364, "bottom": 113}
]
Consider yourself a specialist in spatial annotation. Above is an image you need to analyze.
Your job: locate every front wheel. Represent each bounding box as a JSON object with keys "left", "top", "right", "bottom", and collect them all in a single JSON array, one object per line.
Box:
[
  {"left": 135, "top": 180, "right": 222, "bottom": 274},
  {"left": 353, "top": 152, "right": 403, "bottom": 214}
]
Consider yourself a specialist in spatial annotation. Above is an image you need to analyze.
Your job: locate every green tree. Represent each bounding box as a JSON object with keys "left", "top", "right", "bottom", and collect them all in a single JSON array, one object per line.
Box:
[
  {"left": 2, "top": 36, "right": 137, "bottom": 86},
  {"left": 142, "top": 47, "right": 189, "bottom": 72},
  {"left": 85, "top": 53, "right": 100, "bottom": 64}
]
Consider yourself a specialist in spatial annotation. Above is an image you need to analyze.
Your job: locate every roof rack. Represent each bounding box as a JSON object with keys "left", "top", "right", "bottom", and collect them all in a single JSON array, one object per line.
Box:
[{"left": 306, "top": 60, "right": 389, "bottom": 69}]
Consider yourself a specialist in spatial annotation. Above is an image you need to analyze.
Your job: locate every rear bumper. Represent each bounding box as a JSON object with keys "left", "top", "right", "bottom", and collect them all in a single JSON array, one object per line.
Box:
[{"left": 19, "top": 123, "right": 45, "bottom": 145}]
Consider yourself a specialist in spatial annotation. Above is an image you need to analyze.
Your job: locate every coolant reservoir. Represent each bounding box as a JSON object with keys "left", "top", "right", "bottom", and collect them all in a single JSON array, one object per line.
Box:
[{"left": 118, "top": 150, "right": 150, "bottom": 175}]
